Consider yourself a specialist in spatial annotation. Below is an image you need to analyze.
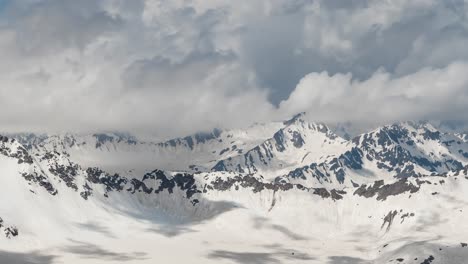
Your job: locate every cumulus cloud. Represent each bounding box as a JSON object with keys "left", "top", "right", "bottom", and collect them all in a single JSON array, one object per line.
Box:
[
  {"left": 279, "top": 62, "right": 468, "bottom": 122},
  {"left": 0, "top": 0, "right": 467, "bottom": 138}
]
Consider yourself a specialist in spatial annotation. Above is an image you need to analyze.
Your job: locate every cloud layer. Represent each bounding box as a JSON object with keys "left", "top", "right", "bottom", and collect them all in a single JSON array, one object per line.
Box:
[{"left": 0, "top": 0, "right": 467, "bottom": 138}]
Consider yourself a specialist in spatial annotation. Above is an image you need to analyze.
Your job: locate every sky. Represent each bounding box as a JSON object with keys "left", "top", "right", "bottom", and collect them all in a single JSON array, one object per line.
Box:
[{"left": 0, "top": 0, "right": 467, "bottom": 138}]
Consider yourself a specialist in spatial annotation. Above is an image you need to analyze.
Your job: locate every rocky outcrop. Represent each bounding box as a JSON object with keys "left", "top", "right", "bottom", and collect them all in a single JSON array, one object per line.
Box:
[
  {"left": 21, "top": 172, "right": 57, "bottom": 195},
  {"left": 0, "top": 217, "right": 19, "bottom": 239},
  {"left": 129, "top": 170, "right": 202, "bottom": 201},
  {"left": 381, "top": 210, "right": 398, "bottom": 231},
  {"left": 420, "top": 255, "right": 435, "bottom": 264},
  {"left": 354, "top": 179, "right": 420, "bottom": 201},
  {"left": 0, "top": 136, "right": 34, "bottom": 164},
  {"left": 205, "top": 174, "right": 346, "bottom": 201}
]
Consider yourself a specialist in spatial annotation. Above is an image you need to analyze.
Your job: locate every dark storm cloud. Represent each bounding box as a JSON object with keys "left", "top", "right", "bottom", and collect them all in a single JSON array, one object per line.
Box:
[{"left": 2, "top": 0, "right": 123, "bottom": 55}]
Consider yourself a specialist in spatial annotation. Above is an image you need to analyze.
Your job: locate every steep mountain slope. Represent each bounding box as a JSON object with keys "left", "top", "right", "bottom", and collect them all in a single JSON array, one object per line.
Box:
[
  {"left": 285, "top": 121, "right": 468, "bottom": 187},
  {"left": 213, "top": 113, "right": 349, "bottom": 178}
]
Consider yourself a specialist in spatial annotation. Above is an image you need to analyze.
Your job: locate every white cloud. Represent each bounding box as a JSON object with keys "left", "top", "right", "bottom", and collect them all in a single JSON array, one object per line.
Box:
[
  {"left": 0, "top": 0, "right": 467, "bottom": 138},
  {"left": 279, "top": 62, "right": 468, "bottom": 122}
]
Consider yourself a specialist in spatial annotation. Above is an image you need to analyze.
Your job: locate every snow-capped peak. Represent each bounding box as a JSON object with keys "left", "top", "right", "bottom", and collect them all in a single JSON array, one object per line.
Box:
[{"left": 212, "top": 114, "right": 348, "bottom": 178}]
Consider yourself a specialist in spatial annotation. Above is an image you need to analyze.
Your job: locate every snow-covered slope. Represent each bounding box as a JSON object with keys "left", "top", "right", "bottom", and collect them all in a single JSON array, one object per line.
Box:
[
  {"left": 2, "top": 115, "right": 468, "bottom": 263},
  {"left": 213, "top": 113, "right": 348, "bottom": 178},
  {"left": 284, "top": 121, "right": 468, "bottom": 187},
  {"left": 8, "top": 122, "right": 284, "bottom": 175}
]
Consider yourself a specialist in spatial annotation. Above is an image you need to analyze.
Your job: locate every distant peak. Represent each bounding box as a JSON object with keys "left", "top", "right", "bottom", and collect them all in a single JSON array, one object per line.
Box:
[
  {"left": 391, "top": 120, "right": 437, "bottom": 132},
  {"left": 283, "top": 112, "right": 306, "bottom": 126}
]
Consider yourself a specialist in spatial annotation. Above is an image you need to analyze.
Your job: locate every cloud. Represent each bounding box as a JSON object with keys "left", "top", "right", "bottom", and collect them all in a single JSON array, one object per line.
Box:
[
  {"left": 0, "top": 0, "right": 467, "bottom": 138},
  {"left": 240, "top": 0, "right": 468, "bottom": 103},
  {"left": 279, "top": 62, "right": 468, "bottom": 122},
  {"left": 2, "top": 0, "right": 123, "bottom": 55}
]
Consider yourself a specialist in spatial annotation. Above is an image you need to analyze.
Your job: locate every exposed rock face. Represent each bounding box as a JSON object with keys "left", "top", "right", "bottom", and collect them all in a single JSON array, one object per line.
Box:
[
  {"left": 86, "top": 167, "right": 128, "bottom": 193},
  {"left": 313, "top": 188, "right": 331, "bottom": 199},
  {"left": 381, "top": 209, "right": 415, "bottom": 231},
  {"left": 80, "top": 183, "right": 93, "bottom": 200},
  {"left": 381, "top": 210, "right": 398, "bottom": 231},
  {"left": 21, "top": 172, "right": 57, "bottom": 195},
  {"left": 291, "top": 131, "right": 305, "bottom": 148},
  {"left": 288, "top": 147, "right": 363, "bottom": 184},
  {"left": 0, "top": 136, "right": 34, "bottom": 164},
  {"left": 128, "top": 178, "right": 153, "bottom": 194},
  {"left": 354, "top": 179, "right": 420, "bottom": 201},
  {"left": 205, "top": 174, "right": 346, "bottom": 201},
  {"left": 39, "top": 150, "right": 83, "bottom": 192},
  {"left": 420, "top": 255, "right": 435, "bottom": 264},
  {"left": 0, "top": 217, "right": 19, "bottom": 239},
  {"left": 400, "top": 212, "right": 415, "bottom": 223},
  {"left": 0, "top": 136, "right": 58, "bottom": 195},
  {"left": 353, "top": 122, "right": 466, "bottom": 176},
  {"left": 330, "top": 189, "right": 346, "bottom": 200},
  {"left": 4, "top": 226, "right": 19, "bottom": 238},
  {"left": 453, "top": 165, "right": 468, "bottom": 176},
  {"left": 49, "top": 163, "right": 80, "bottom": 191},
  {"left": 133, "top": 170, "right": 202, "bottom": 200},
  {"left": 208, "top": 174, "right": 294, "bottom": 193}
]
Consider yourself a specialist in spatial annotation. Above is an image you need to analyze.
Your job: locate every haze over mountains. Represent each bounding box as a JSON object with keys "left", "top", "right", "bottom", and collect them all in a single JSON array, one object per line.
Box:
[{"left": 1, "top": 113, "right": 468, "bottom": 263}]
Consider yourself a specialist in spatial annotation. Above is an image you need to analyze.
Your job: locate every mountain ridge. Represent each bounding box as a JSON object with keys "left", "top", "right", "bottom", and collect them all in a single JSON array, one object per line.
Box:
[{"left": 2, "top": 115, "right": 468, "bottom": 263}]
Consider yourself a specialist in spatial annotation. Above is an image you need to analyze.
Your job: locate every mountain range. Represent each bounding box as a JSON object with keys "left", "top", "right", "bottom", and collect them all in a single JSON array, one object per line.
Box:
[{"left": 1, "top": 113, "right": 468, "bottom": 264}]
